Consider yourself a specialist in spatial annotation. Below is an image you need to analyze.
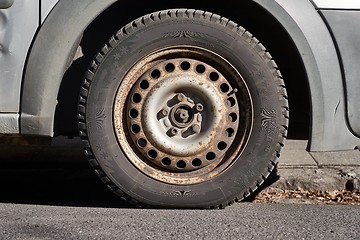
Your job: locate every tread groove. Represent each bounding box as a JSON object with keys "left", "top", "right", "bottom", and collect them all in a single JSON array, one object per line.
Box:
[{"left": 78, "top": 8, "right": 289, "bottom": 209}]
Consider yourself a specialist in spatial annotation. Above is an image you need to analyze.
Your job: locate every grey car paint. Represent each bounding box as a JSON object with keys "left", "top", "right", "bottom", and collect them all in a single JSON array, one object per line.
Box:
[
  {"left": 320, "top": 11, "right": 360, "bottom": 138},
  {"left": 257, "top": 0, "right": 359, "bottom": 151},
  {"left": 0, "top": 0, "right": 359, "bottom": 151},
  {"left": 0, "top": 1, "right": 38, "bottom": 113},
  {"left": 312, "top": 0, "right": 360, "bottom": 9},
  {"left": 0, "top": 0, "right": 63, "bottom": 134},
  {"left": 0, "top": 0, "right": 39, "bottom": 134},
  {"left": 21, "top": 0, "right": 116, "bottom": 136},
  {"left": 312, "top": 0, "right": 360, "bottom": 138},
  {"left": 41, "top": 0, "right": 59, "bottom": 22},
  {"left": 0, "top": 0, "right": 13, "bottom": 9}
]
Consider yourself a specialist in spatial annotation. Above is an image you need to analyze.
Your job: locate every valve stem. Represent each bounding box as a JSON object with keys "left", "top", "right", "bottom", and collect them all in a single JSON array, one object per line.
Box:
[{"left": 227, "top": 88, "right": 238, "bottom": 96}]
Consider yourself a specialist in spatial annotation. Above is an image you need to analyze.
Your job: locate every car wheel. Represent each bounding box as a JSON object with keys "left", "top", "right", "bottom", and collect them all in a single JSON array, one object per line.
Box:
[{"left": 78, "top": 9, "right": 288, "bottom": 208}]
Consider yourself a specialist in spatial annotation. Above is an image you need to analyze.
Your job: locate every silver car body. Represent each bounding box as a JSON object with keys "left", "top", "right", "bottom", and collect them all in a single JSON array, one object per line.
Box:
[{"left": 0, "top": 0, "right": 359, "bottom": 152}]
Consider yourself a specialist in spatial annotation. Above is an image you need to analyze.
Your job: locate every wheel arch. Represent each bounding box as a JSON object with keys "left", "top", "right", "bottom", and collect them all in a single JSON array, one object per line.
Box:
[
  {"left": 20, "top": 0, "right": 118, "bottom": 136},
  {"left": 253, "top": 0, "right": 360, "bottom": 150},
  {"left": 21, "top": 0, "right": 359, "bottom": 150}
]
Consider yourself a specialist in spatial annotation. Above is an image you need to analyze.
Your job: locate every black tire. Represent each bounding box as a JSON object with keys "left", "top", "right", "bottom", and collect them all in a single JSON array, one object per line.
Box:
[{"left": 78, "top": 9, "right": 288, "bottom": 208}]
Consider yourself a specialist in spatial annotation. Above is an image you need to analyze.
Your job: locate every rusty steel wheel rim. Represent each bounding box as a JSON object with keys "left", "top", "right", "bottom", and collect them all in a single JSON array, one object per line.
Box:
[{"left": 113, "top": 46, "right": 253, "bottom": 185}]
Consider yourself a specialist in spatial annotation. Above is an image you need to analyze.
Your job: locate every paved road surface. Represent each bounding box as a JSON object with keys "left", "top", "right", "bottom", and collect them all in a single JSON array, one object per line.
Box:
[
  {"left": 1, "top": 202, "right": 359, "bottom": 240},
  {"left": 0, "top": 141, "right": 359, "bottom": 240}
]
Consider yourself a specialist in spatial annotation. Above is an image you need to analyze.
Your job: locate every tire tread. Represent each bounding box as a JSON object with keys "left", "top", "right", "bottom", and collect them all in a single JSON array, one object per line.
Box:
[{"left": 78, "top": 8, "right": 289, "bottom": 209}]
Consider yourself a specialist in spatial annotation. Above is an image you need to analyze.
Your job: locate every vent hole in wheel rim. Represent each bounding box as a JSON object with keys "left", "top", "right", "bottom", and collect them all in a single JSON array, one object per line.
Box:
[
  {"left": 176, "top": 160, "right": 186, "bottom": 169},
  {"left": 162, "top": 157, "right": 171, "bottom": 166},
  {"left": 196, "top": 64, "right": 206, "bottom": 73},
  {"left": 206, "top": 152, "right": 216, "bottom": 161},
  {"left": 209, "top": 72, "right": 219, "bottom": 81},
  {"left": 220, "top": 83, "right": 230, "bottom": 93},
  {"left": 132, "top": 93, "right": 142, "bottom": 103},
  {"left": 148, "top": 149, "right": 158, "bottom": 159},
  {"left": 192, "top": 158, "right": 202, "bottom": 167},
  {"left": 217, "top": 141, "right": 227, "bottom": 151},
  {"left": 137, "top": 138, "right": 147, "bottom": 148},
  {"left": 131, "top": 124, "right": 141, "bottom": 134},
  {"left": 129, "top": 109, "right": 139, "bottom": 118},
  {"left": 227, "top": 97, "right": 236, "bottom": 107},
  {"left": 140, "top": 80, "right": 149, "bottom": 89},
  {"left": 226, "top": 128, "right": 234, "bottom": 137},
  {"left": 151, "top": 69, "right": 161, "bottom": 79},
  {"left": 165, "top": 63, "right": 175, "bottom": 72},
  {"left": 113, "top": 45, "right": 253, "bottom": 185},
  {"left": 229, "top": 113, "right": 238, "bottom": 122},
  {"left": 180, "top": 61, "right": 191, "bottom": 70}
]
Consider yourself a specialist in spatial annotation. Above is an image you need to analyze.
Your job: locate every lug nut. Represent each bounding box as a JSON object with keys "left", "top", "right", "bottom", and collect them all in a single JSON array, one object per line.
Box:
[
  {"left": 192, "top": 124, "right": 201, "bottom": 133},
  {"left": 176, "top": 93, "right": 186, "bottom": 102},
  {"left": 168, "top": 127, "right": 178, "bottom": 137},
  {"left": 195, "top": 103, "right": 204, "bottom": 112},
  {"left": 161, "top": 109, "right": 169, "bottom": 116}
]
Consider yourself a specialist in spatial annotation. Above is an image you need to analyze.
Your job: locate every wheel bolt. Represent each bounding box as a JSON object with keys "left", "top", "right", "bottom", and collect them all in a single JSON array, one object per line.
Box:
[
  {"left": 161, "top": 109, "right": 169, "bottom": 116},
  {"left": 176, "top": 93, "right": 186, "bottom": 102},
  {"left": 195, "top": 103, "right": 204, "bottom": 112},
  {"left": 168, "top": 127, "right": 178, "bottom": 137},
  {"left": 192, "top": 124, "right": 201, "bottom": 133}
]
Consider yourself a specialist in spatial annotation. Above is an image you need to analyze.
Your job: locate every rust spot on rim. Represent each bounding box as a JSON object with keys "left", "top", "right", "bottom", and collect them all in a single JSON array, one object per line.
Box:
[{"left": 113, "top": 46, "right": 253, "bottom": 185}]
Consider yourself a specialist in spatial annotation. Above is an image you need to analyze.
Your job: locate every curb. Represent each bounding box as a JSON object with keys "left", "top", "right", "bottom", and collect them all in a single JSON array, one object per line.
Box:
[
  {"left": 269, "top": 167, "right": 360, "bottom": 192},
  {"left": 270, "top": 140, "right": 360, "bottom": 192}
]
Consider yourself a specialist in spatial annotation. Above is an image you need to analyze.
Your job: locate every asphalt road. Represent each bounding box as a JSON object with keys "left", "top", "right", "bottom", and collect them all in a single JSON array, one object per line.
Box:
[
  {"left": 0, "top": 162, "right": 359, "bottom": 239},
  {"left": 0, "top": 144, "right": 359, "bottom": 240},
  {"left": 1, "top": 202, "right": 359, "bottom": 240}
]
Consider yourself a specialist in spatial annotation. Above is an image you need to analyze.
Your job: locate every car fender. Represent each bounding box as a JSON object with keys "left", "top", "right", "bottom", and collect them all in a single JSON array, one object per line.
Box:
[
  {"left": 20, "top": 0, "right": 360, "bottom": 151},
  {"left": 0, "top": 0, "right": 14, "bottom": 9},
  {"left": 21, "top": 0, "right": 117, "bottom": 136},
  {"left": 254, "top": 0, "right": 360, "bottom": 151}
]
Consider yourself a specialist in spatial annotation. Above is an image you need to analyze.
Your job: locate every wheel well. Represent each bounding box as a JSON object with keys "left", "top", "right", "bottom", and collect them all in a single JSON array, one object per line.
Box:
[{"left": 55, "top": 0, "right": 310, "bottom": 139}]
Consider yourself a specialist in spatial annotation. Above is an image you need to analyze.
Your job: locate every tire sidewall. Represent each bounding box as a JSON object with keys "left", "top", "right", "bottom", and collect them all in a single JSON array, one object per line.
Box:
[{"left": 86, "top": 16, "right": 283, "bottom": 207}]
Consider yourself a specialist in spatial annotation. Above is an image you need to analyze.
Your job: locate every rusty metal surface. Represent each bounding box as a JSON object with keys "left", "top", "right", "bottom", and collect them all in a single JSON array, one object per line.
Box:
[{"left": 113, "top": 46, "right": 253, "bottom": 185}]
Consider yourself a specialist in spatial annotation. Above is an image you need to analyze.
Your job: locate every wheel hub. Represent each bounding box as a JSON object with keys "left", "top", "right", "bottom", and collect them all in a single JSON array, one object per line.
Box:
[
  {"left": 167, "top": 94, "right": 202, "bottom": 132},
  {"left": 170, "top": 102, "right": 194, "bottom": 128}
]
